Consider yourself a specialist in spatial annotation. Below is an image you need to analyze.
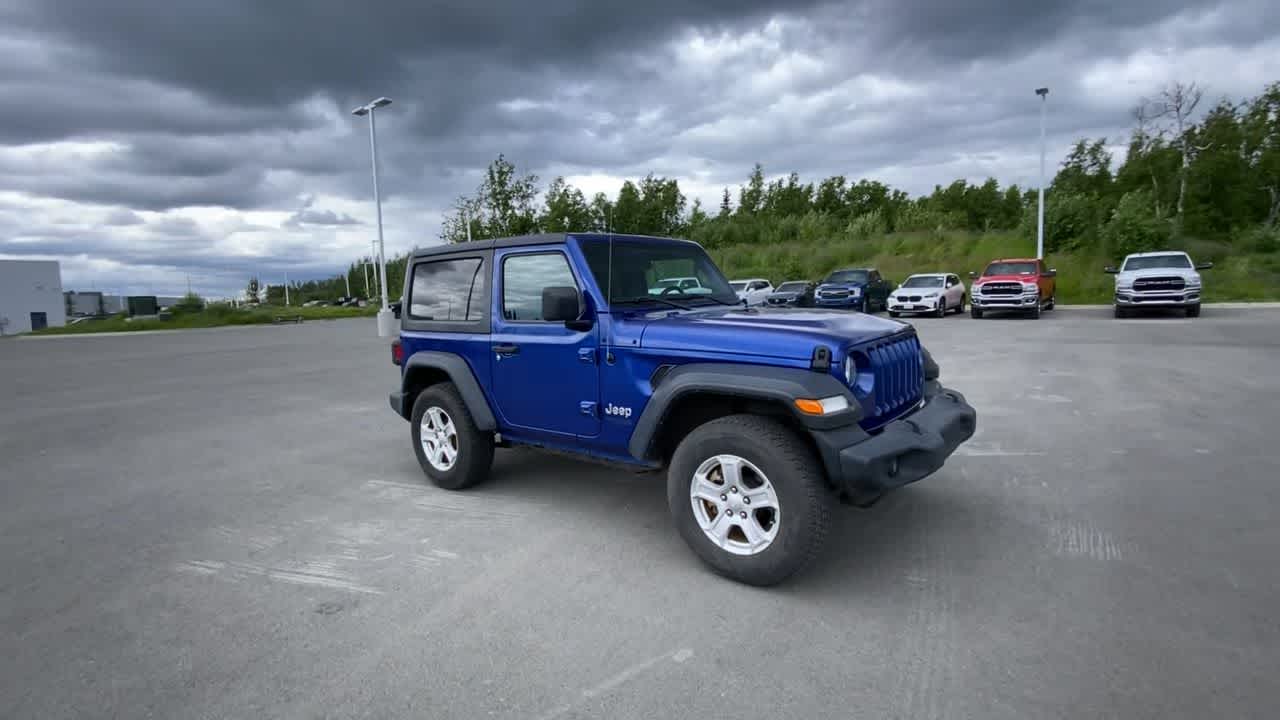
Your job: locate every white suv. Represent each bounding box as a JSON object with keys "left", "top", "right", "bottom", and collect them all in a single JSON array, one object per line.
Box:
[
  {"left": 1106, "top": 251, "right": 1212, "bottom": 318},
  {"left": 730, "top": 278, "right": 774, "bottom": 306},
  {"left": 889, "top": 273, "right": 966, "bottom": 318}
]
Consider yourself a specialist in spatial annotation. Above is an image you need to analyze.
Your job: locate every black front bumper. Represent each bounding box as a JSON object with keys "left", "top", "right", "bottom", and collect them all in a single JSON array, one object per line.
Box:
[{"left": 810, "top": 382, "right": 976, "bottom": 500}]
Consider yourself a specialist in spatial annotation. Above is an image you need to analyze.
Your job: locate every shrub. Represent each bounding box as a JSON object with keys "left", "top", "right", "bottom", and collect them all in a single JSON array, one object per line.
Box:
[{"left": 172, "top": 292, "right": 205, "bottom": 313}]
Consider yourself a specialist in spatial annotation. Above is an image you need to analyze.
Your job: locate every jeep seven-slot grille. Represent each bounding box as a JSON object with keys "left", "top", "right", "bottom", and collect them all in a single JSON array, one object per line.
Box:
[
  {"left": 864, "top": 334, "right": 924, "bottom": 423},
  {"left": 1133, "top": 276, "right": 1185, "bottom": 292}
]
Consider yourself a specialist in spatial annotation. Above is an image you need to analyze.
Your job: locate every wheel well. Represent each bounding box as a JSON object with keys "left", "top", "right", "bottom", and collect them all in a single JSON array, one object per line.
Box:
[
  {"left": 401, "top": 366, "right": 451, "bottom": 417},
  {"left": 652, "top": 392, "right": 820, "bottom": 469}
]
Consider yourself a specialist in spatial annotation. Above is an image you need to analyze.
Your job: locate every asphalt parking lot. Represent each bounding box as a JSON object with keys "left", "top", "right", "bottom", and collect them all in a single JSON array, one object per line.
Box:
[{"left": 3, "top": 306, "right": 1279, "bottom": 719}]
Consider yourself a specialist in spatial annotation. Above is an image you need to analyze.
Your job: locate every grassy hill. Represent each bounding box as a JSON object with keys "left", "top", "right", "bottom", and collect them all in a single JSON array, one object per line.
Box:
[{"left": 708, "top": 231, "right": 1280, "bottom": 304}]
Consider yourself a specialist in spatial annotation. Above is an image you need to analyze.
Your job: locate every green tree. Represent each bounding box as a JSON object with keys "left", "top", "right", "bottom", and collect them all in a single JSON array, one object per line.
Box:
[
  {"left": 738, "top": 164, "right": 765, "bottom": 216},
  {"left": 478, "top": 154, "right": 540, "bottom": 237},
  {"left": 1184, "top": 100, "right": 1251, "bottom": 235},
  {"left": 637, "top": 174, "right": 686, "bottom": 236},
  {"left": 174, "top": 292, "right": 205, "bottom": 313},
  {"left": 718, "top": 188, "right": 733, "bottom": 218},
  {"left": 813, "top": 175, "right": 848, "bottom": 217},
  {"left": 1243, "top": 82, "right": 1280, "bottom": 226},
  {"left": 589, "top": 192, "right": 613, "bottom": 231},
  {"left": 612, "top": 180, "right": 643, "bottom": 233},
  {"left": 541, "top": 177, "right": 593, "bottom": 232},
  {"left": 1104, "top": 189, "right": 1170, "bottom": 255}
]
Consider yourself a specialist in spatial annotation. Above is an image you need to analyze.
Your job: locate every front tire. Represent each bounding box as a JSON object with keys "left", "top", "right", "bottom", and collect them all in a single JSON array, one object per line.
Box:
[
  {"left": 411, "top": 383, "right": 494, "bottom": 490},
  {"left": 1030, "top": 299, "right": 1042, "bottom": 319},
  {"left": 667, "top": 415, "right": 831, "bottom": 586},
  {"left": 889, "top": 310, "right": 900, "bottom": 318},
  {"left": 971, "top": 306, "right": 983, "bottom": 319},
  {"left": 935, "top": 298, "right": 947, "bottom": 318},
  {"left": 955, "top": 294, "right": 966, "bottom": 314},
  {"left": 1186, "top": 303, "right": 1201, "bottom": 317},
  {"left": 1114, "top": 305, "right": 1128, "bottom": 319}
]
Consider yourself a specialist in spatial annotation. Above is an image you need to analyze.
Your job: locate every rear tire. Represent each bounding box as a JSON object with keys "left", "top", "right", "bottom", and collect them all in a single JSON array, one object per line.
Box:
[
  {"left": 970, "top": 306, "right": 983, "bottom": 319},
  {"left": 411, "top": 383, "right": 494, "bottom": 490},
  {"left": 1186, "top": 303, "right": 1201, "bottom": 318},
  {"left": 1046, "top": 294, "right": 1056, "bottom": 310},
  {"left": 667, "top": 415, "right": 831, "bottom": 586}
]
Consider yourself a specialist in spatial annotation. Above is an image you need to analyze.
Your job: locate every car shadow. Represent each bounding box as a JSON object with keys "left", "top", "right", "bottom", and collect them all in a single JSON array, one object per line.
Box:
[{"left": 468, "top": 447, "right": 984, "bottom": 595}]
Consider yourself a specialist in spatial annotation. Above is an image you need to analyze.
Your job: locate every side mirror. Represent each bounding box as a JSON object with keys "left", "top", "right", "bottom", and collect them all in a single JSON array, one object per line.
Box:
[
  {"left": 1104, "top": 266, "right": 1118, "bottom": 274},
  {"left": 968, "top": 271, "right": 977, "bottom": 279},
  {"left": 1196, "top": 261, "right": 1214, "bottom": 270},
  {"left": 541, "top": 286, "right": 581, "bottom": 324},
  {"left": 390, "top": 300, "right": 403, "bottom": 319},
  {"left": 1043, "top": 269, "right": 1057, "bottom": 278}
]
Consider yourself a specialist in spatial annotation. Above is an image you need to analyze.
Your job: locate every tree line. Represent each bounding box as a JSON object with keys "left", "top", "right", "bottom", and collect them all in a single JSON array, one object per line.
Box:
[
  {"left": 286, "top": 78, "right": 1277, "bottom": 304},
  {"left": 440, "top": 79, "right": 1279, "bottom": 258}
]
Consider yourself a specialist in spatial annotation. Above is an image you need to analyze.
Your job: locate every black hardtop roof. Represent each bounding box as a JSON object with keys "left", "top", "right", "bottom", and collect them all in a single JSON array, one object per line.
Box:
[{"left": 409, "top": 232, "right": 700, "bottom": 259}]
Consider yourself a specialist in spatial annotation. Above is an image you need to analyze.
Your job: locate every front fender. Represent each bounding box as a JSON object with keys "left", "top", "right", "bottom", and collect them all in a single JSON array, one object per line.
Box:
[{"left": 627, "top": 363, "right": 859, "bottom": 462}]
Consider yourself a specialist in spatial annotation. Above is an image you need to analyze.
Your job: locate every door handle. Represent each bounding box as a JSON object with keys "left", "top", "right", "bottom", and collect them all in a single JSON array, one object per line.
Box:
[{"left": 493, "top": 343, "right": 520, "bottom": 356}]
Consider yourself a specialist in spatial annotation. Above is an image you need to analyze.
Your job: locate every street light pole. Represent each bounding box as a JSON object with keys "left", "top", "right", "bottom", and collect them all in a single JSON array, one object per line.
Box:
[
  {"left": 1035, "top": 87, "right": 1049, "bottom": 260},
  {"left": 352, "top": 96, "right": 394, "bottom": 337}
]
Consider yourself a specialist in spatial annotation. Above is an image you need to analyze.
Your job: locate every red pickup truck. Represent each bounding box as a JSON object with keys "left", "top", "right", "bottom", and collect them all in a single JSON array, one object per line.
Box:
[{"left": 968, "top": 258, "right": 1057, "bottom": 319}]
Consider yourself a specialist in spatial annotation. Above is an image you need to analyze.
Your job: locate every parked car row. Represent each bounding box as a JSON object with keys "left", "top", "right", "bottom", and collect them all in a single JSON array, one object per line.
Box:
[{"left": 651, "top": 249, "right": 1211, "bottom": 322}]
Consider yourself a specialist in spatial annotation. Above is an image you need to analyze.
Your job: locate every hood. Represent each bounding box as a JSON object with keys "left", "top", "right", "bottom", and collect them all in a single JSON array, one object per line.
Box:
[
  {"left": 769, "top": 290, "right": 801, "bottom": 299},
  {"left": 816, "top": 281, "right": 866, "bottom": 291},
  {"left": 974, "top": 273, "right": 1038, "bottom": 284},
  {"left": 1115, "top": 267, "right": 1202, "bottom": 285},
  {"left": 637, "top": 306, "right": 904, "bottom": 359}
]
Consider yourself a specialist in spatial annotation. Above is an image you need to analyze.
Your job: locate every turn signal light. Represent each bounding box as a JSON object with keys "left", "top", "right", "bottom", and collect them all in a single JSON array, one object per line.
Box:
[
  {"left": 391, "top": 339, "right": 404, "bottom": 366},
  {"left": 794, "top": 396, "right": 850, "bottom": 415}
]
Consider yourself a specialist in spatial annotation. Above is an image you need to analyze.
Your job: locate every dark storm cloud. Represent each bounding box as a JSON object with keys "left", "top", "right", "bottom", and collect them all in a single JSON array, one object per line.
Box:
[{"left": 2, "top": 0, "right": 1270, "bottom": 296}]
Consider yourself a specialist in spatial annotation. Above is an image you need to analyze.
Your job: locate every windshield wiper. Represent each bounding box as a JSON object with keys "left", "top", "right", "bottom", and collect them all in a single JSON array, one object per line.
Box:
[
  {"left": 690, "top": 294, "right": 743, "bottom": 307},
  {"left": 611, "top": 296, "right": 692, "bottom": 311}
]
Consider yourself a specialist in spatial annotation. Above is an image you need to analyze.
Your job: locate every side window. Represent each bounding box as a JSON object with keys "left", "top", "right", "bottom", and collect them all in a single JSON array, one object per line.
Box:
[
  {"left": 410, "top": 258, "right": 485, "bottom": 321},
  {"left": 750, "top": 281, "right": 767, "bottom": 291},
  {"left": 869, "top": 271, "right": 881, "bottom": 283},
  {"left": 502, "top": 253, "right": 578, "bottom": 322},
  {"left": 1039, "top": 260, "right": 1048, "bottom": 275},
  {"left": 680, "top": 279, "right": 698, "bottom": 290}
]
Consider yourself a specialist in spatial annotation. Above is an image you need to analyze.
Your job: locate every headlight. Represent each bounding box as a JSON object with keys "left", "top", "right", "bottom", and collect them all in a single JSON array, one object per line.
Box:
[
  {"left": 850, "top": 287, "right": 862, "bottom": 295},
  {"left": 922, "top": 291, "right": 939, "bottom": 297}
]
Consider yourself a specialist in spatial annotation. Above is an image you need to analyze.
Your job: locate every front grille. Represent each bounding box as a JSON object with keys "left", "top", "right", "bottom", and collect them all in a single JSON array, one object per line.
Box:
[
  {"left": 858, "top": 333, "right": 924, "bottom": 425},
  {"left": 767, "top": 297, "right": 789, "bottom": 305},
  {"left": 979, "top": 282, "right": 1022, "bottom": 296},
  {"left": 820, "top": 290, "right": 849, "bottom": 299},
  {"left": 1133, "top": 276, "right": 1185, "bottom": 292}
]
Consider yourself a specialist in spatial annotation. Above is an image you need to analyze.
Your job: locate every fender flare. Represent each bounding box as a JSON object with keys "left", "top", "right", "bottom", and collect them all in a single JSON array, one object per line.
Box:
[
  {"left": 398, "top": 351, "right": 497, "bottom": 430},
  {"left": 627, "top": 363, "right": 859, "bottom": 462}
]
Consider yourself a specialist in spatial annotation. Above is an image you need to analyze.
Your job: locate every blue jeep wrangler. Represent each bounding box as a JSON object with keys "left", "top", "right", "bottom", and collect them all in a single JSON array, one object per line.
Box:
[{"left": 389, "top": 233, "right": 976, "bottom": 585}]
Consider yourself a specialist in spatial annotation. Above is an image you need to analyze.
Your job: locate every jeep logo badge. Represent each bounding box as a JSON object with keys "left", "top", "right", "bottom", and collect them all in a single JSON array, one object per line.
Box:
[{"left": 604, "top": 403, "right": 633, "bottom": 419}]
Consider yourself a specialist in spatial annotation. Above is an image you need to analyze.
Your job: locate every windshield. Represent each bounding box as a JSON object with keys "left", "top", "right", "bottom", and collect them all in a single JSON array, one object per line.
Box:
[
  {"left": 823, "top": 270, "right": 868, "bottom": 284},
  {"left": 729, "top": 282, "right": 747, "bottom": 291},
  {"left": 983, "top": 261, "right": 1037, "bottom": 276},
  {"left": 776, "top": 282, "right": 808, "bottom": 292},
  {"left": 902, "top": 276, "right": 945, "bottom": 288},
  {"left": 1123, "top": 254, "right": 1192, "bottom": 271},
  {"left": 580, "top": 238, "right": 739, "bottom": 306}
]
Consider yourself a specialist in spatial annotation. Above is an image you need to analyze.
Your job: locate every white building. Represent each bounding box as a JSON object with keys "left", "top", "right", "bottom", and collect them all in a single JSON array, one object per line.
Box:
[{"left": 0, "top": 260, "right": 66, "bottom": 335}]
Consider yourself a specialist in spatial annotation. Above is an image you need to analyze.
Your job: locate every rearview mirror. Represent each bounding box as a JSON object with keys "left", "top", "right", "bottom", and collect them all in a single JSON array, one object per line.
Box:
[
  {"left": 1104, "top": 266, "right": 1118, "bottom": 274},
  {"left": 542, "top": 286, "right": 581, "bottom": 324},
  {"left": 1196, "top": 261, "right": 1214, "bottom": 270}
]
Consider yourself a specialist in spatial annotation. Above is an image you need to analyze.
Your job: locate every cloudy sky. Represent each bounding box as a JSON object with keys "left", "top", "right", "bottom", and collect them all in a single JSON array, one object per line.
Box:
[{"left": 2, "top": 0, "right": 1278, "bottom": 298}]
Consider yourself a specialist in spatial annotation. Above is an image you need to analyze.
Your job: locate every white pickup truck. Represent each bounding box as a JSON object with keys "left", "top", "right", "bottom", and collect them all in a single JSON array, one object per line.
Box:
[{"left": 1106, "top": 251, "right": 1213, "bottom": 318}]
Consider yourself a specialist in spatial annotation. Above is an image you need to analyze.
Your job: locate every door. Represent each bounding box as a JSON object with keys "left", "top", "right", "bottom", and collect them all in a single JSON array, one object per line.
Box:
[
  {"left": 945, "top": 275, "right": 964, "bottom": 306},
  {"left": 491, "top": 249, "right": 600, "bottom": 438},
  {"left": 868, "top": 271, "right": 888, "bottom": 307},
  {"left": 30, "top": 312, "right": 47, "bottom": 331}
]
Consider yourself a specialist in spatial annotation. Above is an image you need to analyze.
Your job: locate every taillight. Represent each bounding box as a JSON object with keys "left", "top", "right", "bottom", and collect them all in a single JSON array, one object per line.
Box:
[{"left": 391, "top": 339, "right": 404, "bottom": 366}]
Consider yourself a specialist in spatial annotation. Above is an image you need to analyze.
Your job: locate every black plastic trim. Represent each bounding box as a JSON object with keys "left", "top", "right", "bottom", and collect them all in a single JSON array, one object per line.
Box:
[
  {"left": 628, "top": 363, "right": 860, "bottom": 462},
  {"left": 395, "top": 351, "right": 497, "bottom": 430}
]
